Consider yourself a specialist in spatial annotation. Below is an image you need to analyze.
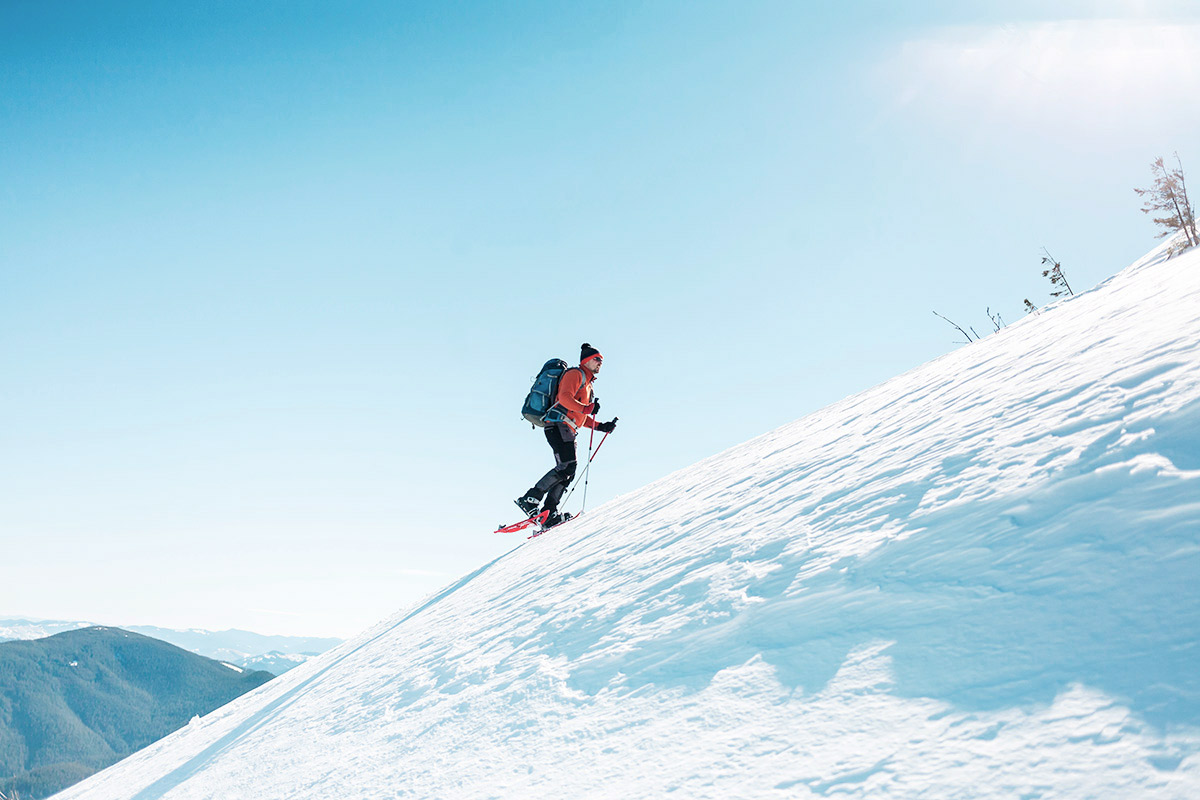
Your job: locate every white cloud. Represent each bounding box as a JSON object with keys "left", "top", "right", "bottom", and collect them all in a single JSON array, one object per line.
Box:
[{"left": 874, "top": 19, "right": 1200, "bottom": 143}]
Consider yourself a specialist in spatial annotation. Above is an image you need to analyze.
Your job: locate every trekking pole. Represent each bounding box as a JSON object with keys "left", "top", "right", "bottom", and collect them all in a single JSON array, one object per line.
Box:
[
  {"left": 588, "top": 425, "right": 613, "bottom": 463},
  {"left": 581, "top": 420, "right": 597, "bottom": 512},
  {"left": 560, "top": 426, "right": 612, "bottom": 509}
]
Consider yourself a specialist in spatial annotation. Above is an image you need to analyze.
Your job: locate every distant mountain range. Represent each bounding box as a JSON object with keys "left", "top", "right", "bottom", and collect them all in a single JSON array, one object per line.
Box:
[
  {"left": 0, "top": 627, "right": 273, "bottom": 799},
  {"left": 0, "top": 618, "right": 342, "bottom": 675}
]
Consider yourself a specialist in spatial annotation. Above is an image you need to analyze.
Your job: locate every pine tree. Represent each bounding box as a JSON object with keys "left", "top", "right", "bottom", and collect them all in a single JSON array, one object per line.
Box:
[{"left": 1134, "top": 153, "right": 1198, "bottom": 250}]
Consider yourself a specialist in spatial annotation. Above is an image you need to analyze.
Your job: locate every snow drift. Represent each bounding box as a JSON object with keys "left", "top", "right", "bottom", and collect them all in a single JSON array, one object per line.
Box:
[{"left": 57, "top": 243, "right": 1200, "bottom": 799}]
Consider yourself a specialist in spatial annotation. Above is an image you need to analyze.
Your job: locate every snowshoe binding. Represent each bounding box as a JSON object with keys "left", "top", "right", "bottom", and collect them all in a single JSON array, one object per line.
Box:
[{"left": 526, "top": 511, "right": 574, "bottom": 539}]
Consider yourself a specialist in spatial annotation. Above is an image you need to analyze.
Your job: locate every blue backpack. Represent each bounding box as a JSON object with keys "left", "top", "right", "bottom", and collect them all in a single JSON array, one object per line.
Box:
[{"left": 522, "top": 359, "right": 575, "bottom": 427}]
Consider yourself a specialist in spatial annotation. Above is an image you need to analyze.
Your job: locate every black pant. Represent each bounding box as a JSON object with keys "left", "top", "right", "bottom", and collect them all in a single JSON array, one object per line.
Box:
[{"left": 528, "top": 422, "right": 577, "bottom": 513}]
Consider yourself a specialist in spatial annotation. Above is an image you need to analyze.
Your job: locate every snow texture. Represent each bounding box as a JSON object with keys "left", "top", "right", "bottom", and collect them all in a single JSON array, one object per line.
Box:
[{"left": 56, "top": 243, "right": 1200, "bottom": 798}]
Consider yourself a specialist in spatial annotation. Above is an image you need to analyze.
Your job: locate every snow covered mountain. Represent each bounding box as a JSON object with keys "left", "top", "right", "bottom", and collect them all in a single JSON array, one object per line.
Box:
[
  {"left": 0, "top": 619, "right": 95, "bottom": 641},
  {"left": 116, "top": 627, "right": 342, "bottom": 675},
  {"left": 57, "top": 242, "right": 1200, "bottom": 799},
  {"left": 0, "top": 620, "right": 340, "bottom": 675},
  {"left": 231, "top": 651, "right": 314, "bottom": 676}
]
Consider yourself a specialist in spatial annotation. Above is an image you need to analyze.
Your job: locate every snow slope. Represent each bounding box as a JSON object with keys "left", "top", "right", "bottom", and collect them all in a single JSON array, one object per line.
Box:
[{"left": 57, "top": 243, "right": 1200, "bottom": 799}]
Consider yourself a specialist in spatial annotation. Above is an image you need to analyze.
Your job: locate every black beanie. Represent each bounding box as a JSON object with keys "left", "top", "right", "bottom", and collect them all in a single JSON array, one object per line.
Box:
[{"left": 580, "top": 342, "right": 602, "bottom": 364}]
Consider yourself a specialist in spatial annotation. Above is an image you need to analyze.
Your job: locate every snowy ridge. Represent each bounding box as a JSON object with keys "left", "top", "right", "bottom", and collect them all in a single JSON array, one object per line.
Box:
[
  {"left": 0, "top": 619, "right": 92, "bottom": 641},
  {"left": 58, "top": 245, "right": 1200, "bottom": 798},
  {"left": 0, "top": 620, "right": 340, "bottom": 674}
]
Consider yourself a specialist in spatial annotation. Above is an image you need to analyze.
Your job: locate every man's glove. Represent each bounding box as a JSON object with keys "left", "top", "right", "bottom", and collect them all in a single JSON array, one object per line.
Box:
[
  {"left": 596, "top": 418, "right": 618, "bottom": 434},
  {"left": 590, "top": 399, "right": 600, "bottom": 417}
]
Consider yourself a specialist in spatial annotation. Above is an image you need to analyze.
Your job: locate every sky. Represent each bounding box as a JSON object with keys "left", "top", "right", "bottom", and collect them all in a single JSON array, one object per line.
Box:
[{"left": 3, "top": 0, "right": 1199, "bottom": 638}]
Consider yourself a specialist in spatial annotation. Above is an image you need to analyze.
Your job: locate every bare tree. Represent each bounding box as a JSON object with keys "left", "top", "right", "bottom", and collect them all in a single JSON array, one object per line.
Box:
[
  {"left": 1023, "top": 298, "right": 1038, "bottom": 315},
  {"left": 1040, "top": 248, "right": 1073, "bottom": 298},
  {"left": 932, "top": 310, "right": 977, "bottom": 345},
  {"left": 986, "top": 307, "right": 1006, "bottom": 332},
  {"left": 1134, "top": 153, "right": 1198, "bottom": 250}
]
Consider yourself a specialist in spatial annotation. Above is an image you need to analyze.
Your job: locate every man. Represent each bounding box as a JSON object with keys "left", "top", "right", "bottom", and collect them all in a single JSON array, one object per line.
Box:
[{"left": 516, "top": 343, "right": 618, "bottom": 528}]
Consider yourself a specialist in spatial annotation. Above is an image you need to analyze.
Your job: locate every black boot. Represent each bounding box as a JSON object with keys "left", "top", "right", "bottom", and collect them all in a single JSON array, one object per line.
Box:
[
  {"left": 543, "top": 511, "right": 572, "bottom": 529},
  {"left": 515, "top": 494, "right": 540, "bottom": 517}
]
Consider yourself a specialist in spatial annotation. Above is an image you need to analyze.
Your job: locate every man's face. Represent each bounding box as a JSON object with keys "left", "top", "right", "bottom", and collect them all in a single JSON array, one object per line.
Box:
[{"left": 587, "top": 356, "right": 603, "bottom": 375}]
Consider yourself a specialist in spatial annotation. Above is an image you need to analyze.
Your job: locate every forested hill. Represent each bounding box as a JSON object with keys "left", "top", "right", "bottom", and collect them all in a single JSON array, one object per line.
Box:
[{"left": 0, "top": 627, "right": 272, "bottom": 799}]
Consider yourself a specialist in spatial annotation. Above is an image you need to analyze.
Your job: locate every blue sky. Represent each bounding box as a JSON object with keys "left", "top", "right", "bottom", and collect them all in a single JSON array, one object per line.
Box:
[{"left": 4, "top": 0, "right": 1199, "bottom": 637}]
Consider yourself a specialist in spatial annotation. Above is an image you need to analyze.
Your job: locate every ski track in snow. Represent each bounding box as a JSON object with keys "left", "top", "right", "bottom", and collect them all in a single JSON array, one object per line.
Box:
[{"left": 58, "top": 242, "right": 1200, "bottom": 798}]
